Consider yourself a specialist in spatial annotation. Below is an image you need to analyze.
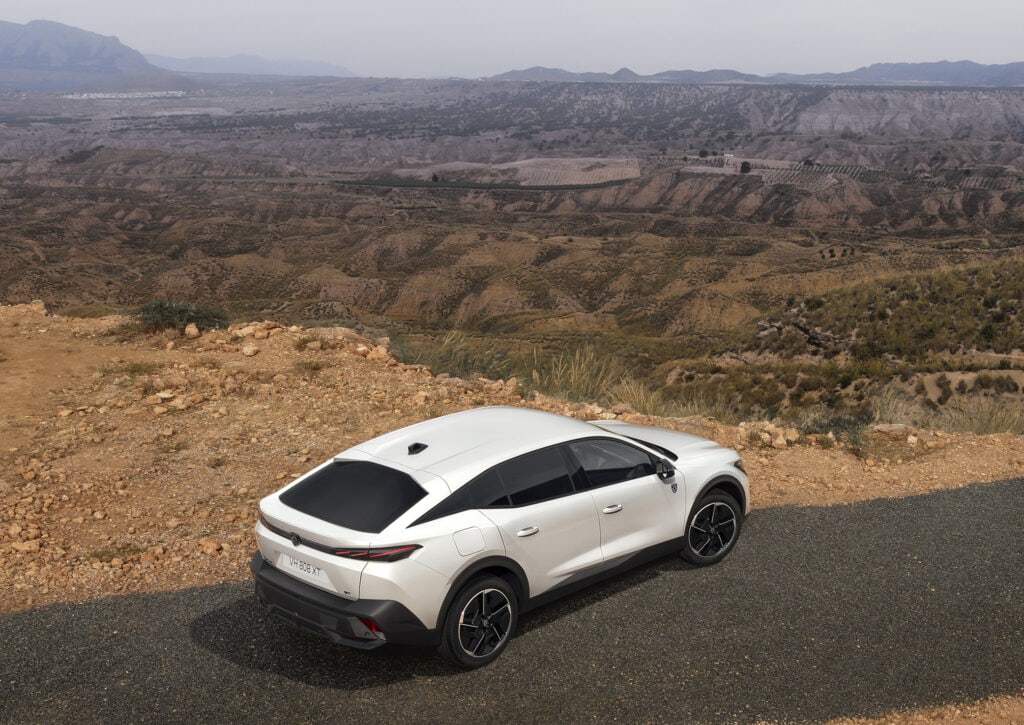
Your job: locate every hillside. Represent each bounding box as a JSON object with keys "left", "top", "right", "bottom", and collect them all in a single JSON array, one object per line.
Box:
[{"left": 758, "top": 259, "right": 1024, "bottom": 359}]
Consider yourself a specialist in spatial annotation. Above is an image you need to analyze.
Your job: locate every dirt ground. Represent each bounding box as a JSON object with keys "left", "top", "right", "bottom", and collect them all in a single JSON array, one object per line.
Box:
[{"left": 1, "top": 302, "right": 1021, "bottom": 723}]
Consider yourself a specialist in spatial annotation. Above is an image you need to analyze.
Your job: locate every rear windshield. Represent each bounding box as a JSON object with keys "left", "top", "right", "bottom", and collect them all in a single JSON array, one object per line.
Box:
[{"left": 279, "top": 460, "right": 426, "bottom": 534}]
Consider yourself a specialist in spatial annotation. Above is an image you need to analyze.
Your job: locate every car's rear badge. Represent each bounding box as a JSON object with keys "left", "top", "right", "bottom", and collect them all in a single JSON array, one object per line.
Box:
[{"left": 290, "top": 534, "right": 301, "bottom": 547}]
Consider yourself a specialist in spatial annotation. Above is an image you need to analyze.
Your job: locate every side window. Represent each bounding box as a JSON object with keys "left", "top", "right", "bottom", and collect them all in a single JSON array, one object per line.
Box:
[
  {"left": 409, "top": 469, "right": 511, "bottom": 527},
  {"left": 466, "top": 469, "right": 510, "bottom": 508},
  {"left": 497, "top": 447, "right": 575, "bottom": 506},
  {"left": 411, "top": 485, "right": 474, "bottom": 526},
  {"left": 568, "top": 439, "right": 657, "bottom": 489}
]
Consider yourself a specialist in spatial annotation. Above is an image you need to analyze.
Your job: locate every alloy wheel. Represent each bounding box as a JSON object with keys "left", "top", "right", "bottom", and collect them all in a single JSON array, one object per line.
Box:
[
  {"left": 457, "top": 588, "right": 512, "bottom": 658},
  {"left": 687, "top": 501, "right": 738, "bottom": 558}
]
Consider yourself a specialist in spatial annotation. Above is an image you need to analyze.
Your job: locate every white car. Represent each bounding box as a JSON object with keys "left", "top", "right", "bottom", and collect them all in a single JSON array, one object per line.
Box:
[{"left": 251, "top": 406, "right": 749, "bottom": 667}]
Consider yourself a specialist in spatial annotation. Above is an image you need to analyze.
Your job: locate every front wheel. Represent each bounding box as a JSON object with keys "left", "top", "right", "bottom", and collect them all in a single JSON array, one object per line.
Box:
[
  {"left": 438, "top": 576, "right": 518, "bottom": 668},
  {"left": 681, "top": 492, "right": 742, "bottom": 566}
]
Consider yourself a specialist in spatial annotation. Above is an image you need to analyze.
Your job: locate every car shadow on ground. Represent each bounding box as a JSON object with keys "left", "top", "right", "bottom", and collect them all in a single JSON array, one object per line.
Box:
[
  {"left": 188, "top": 588, "right": 456, "bottom": 686},
  {"left": 186, "top": 551, "right": 695, "bottom": 687}
]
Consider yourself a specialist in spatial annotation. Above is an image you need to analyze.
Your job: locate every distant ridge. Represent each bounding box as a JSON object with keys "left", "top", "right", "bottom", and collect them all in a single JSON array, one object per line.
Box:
[
  {"left": 491, "top": 66, "right": 764, "bottom": 84},
  {"left": 773, "top": 60, "right": 1024, "bottom": 86},
  {"left": 492, "top": 61, "right": 1024, "bottom": 87},
  {"left": 146, "top": 53, "right": 354, "bottom": 78}
]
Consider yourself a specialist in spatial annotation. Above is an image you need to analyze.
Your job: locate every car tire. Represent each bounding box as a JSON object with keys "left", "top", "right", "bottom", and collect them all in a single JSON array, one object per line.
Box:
[
  {"left": 438, "top": 576, "right": 518, "bottom": 668},
  {"left": 680, "top": 491, "right": 742, "bottom": 566}
]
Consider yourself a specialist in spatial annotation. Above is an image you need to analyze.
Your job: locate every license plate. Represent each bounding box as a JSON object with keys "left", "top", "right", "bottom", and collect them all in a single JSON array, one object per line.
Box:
[{"left": 280, "top": 552, "right": 327, "bottom": 584}]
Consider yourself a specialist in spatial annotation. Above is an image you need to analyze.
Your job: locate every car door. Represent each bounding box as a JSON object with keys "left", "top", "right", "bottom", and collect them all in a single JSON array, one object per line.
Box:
[
  {"left": 567, "top": 438, "right": 683, "bottom": 561},
  {"left": 479, "top": 446, "right": 602, "bottom": 598}
]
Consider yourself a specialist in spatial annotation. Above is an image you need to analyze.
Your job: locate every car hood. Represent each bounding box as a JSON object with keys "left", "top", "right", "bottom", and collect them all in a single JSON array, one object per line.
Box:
[{"left": 589, "top": 420, "right": 727, "bottom": 458}]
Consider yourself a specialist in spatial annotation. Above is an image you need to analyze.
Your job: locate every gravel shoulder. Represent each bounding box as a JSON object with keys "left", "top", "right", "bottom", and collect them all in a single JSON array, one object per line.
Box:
[{"left": 2, "top": 303, "right": 1023, "bottom": 723}]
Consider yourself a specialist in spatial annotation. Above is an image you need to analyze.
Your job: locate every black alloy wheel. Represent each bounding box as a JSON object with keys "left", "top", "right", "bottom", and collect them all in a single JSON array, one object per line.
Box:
[
  {"left": 681, "top": 492, "right": 742, "bottom": 566},
  {"left": 439, "top": 576, "right": 518, "bottom": 667}
]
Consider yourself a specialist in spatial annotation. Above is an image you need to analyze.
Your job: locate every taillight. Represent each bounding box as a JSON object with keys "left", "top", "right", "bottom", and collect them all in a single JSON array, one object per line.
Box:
[
  {"left": 355, "top": 617, "right": 386, "bottom": 641},
  {"left": 333, "top": 545, "right": 422, "bottom": 562}
]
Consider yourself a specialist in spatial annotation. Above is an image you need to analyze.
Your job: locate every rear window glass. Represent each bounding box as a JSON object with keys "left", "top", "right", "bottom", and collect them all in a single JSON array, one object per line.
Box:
[{"left": 279, "top": 460, "right": 426, "bottom": 534}]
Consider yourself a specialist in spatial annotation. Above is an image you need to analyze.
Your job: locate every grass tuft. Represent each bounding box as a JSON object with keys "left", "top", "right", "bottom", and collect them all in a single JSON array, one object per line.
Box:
[
  {"left": 294, "top": 360, "right": 327, "bottom": 375},
  {"left": 610, "top": 378, "right": 674, "bottom": 416},
  {"left": 395, "top": 330, "right": 513, "bottom": 380},
  {"left": 528, "top": 345, "right": 627, "bottom": 403},
  {"left": 102, "top": 361, "right": 162, "bottom": 377},
  {"left": 927, "top": 397, "right": 1024, "bottom": 435}
]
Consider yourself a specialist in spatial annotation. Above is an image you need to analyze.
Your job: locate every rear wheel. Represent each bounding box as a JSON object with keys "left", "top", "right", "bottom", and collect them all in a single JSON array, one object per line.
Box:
[
  {"left": 438, "top": 576, "right": 518, "bottom": 668},
  {"left": 681, "top": 492, "right": 742, "bottom": 566}
]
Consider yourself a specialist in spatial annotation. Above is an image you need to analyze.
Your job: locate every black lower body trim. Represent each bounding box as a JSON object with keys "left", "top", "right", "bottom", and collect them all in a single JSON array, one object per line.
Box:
[
  {"left": 250, "top": 552, "right": 439, "bottom": 648},
  {"left": 524, "top": 537, "right": 686, "bottom": 612}
]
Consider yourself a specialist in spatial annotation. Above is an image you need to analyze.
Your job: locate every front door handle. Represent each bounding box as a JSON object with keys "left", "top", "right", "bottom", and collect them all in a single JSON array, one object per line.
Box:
[
  {"left": 516, "top": 526, "right": 540, "bottom": 537},
  {"left": 602, "top": 504, "right": 623, "bottom": 514}
]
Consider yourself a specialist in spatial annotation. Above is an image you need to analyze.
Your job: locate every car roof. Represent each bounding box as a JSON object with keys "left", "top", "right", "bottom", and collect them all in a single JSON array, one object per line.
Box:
[{"left": 343, "top": 406, "right": 603, "bottom": 488}]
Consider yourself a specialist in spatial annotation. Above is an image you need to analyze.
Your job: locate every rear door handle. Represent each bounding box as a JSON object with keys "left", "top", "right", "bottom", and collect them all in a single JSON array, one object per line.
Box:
[
  {"left": 516, "top": 526, "right": 540, "bottom": 537},
  {"left": 602, "top": 504, "right": 623, "bottom": 514}
]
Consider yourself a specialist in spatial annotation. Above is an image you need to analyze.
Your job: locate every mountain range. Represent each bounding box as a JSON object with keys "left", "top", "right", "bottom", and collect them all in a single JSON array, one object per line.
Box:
[
  {"left": 0, "top": 19, "right": 187, "bottom": 91},
  {"left": 493, "top": 61, "right": 1024, "bottom": 87},
  {"left": 1, "top": 18, "right": 1023, "bottom": 90}
]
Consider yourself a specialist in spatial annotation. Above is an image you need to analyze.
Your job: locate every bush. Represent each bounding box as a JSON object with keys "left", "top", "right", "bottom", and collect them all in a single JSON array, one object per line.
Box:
[
  {"left": 137, "top": 301, "right": 228, "bottom": 334},
  {"left": 798, "top": 409, "right": 870, "bottom": 449}
]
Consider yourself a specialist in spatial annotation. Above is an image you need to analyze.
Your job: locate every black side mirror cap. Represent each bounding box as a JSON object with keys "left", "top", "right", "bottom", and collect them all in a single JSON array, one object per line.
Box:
[{"left": 656, "top": 459, "right": 675, "bottom": 481}]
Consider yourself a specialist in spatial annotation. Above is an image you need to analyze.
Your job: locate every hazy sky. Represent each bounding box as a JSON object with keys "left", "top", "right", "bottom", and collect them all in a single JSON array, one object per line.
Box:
[{"left": 2, "top": 0, "right": 1021, "bottom": 77}]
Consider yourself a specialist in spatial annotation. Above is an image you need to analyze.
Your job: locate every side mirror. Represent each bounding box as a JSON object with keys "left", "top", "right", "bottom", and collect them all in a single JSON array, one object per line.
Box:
[{"left": 656, "top": 459, "right": 675, "bottom": 481}]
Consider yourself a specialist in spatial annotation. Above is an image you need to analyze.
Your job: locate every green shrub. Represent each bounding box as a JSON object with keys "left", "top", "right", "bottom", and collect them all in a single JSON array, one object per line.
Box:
[
  {"left": 137, "top": 300, "right": 228, "bottom": 333},
  {"left": 797, "top": 409, "right": 871, "bottom": 449}
]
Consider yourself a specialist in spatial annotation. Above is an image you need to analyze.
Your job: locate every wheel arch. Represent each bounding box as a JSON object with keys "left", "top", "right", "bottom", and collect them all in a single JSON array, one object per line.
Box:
[
  {"left": 695, "top": 475, "right": 747, "bottom": 514},
  {"left": 434, "top": 556, "right": 529, "bottom": 630}
]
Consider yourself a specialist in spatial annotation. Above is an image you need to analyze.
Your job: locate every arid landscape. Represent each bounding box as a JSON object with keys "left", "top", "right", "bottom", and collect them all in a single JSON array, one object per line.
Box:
[{"left": 1, "top": 14, "right": 1023, "bottom": 722}]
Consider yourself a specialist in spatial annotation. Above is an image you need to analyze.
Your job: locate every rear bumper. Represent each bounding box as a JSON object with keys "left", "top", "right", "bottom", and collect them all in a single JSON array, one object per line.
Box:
[{"left": 250, "top": 552, "right": 439, "bottom": 649}]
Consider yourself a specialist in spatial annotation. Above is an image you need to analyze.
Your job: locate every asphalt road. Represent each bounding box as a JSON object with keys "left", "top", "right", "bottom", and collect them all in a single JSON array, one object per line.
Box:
[{"left": 2, "top": 479, "right": 1022, "bottom": 724}]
